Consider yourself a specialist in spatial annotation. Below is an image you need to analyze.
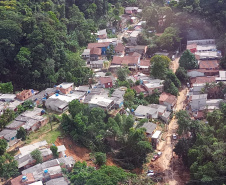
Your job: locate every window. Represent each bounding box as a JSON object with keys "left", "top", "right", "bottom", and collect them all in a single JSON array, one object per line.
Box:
[{"left": 108, "top": 83, "right": 110, "bottom": 85}]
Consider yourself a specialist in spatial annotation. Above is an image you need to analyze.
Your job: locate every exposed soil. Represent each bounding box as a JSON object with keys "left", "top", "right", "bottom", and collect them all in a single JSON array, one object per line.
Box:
[
  {"left": 170, "top": 57, "right": 180, "bottom": 73},
  {"left": 150, "top": 87, "right": 190, "bottom": 185}
]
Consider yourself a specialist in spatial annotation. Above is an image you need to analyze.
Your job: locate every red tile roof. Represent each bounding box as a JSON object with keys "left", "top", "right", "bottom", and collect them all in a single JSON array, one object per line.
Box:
[
  {"left": 191, "top": 76, "right": 216, "bottom": 84},
  {"left": 199, "top": 60, "right": 219, "bottom": 69},
  {"left": 159, "top": 92, "right": 177, "bottom": 105},
  {"left": 90, "top": 47, "right": 101, "bottom": 55},
  {"left": 140, "top": 59, "right": 150, "bottom": 66},
  {"left": 111, "top": 56, "right": 139, "bottom": 65},
  {"left": 132, "top": 85, "right": 147, "bottom": 94},
  {"left": 187, "top": 69, "right": 219, "bottom": 73},
  {"left": 99, "top": 77, "right": 112, "bottom": 84},
  {"left": 88, "top": 42, "right": 110, "bottom": 49},
  {"left": 11, "top": 174, "right": 35, "bottom": 185},
  {"left": 114, "top": 43, "right": 125, "bottom": 52}
]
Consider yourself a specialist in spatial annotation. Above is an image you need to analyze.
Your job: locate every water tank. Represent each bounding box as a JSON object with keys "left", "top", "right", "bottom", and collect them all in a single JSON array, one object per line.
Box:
[
  {"left": 31, "top": 89, "right": 34, "bottom": 94},
  {"left": 88, "top": 90, "right": 91, "bottom": 94},
  {"left": 22, "top": 176, "right": 27, "bottom": 181},
  {"left": 55, "top": 93, "right": 59, "bottom": 96},
  {"left": 131, "top": 109, "right": 134, "bottom": 112},
  {"left": 44, "top": 169, "right": 48, "bottom": 174}
]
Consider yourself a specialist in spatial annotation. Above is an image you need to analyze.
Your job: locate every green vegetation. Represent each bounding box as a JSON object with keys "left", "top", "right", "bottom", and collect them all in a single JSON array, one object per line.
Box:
[
  {"left": 0, "top": 139, "right": 7, "bottom": 155},
  {"left": 175, "top": 67, "right": 188, "bottom": 83},
  {"left": 179, "top": 50, "right": 198, "bottom": 70},
  {"left": 0, "top": 82, "right": 13, "bottom": 93},
  {"left": 0, "top": 109, "right": 15, "bottom": 131},
  {"left": 0, "top": 153, "right": 19, "bottom": 179},
  {"left": 68, "top": 161, "right": 135, "bottom": 185},
  {"left": 94, "top": 152, "right": 106, "bottom": 166},
  {"left": 50, "top": 145, "right": 59, "bottom": 158},
  {"left": 174, "top": 105, "right": 226, "bottom": 184},
  {"left": 62, "top": 100, "right": 152, "bottom": 169},
  {"left": 16, "top": 127, "right": 27, "bottom": 141},
  {"left": 31, "top": 149, "right": 43, "bottom": 164}
]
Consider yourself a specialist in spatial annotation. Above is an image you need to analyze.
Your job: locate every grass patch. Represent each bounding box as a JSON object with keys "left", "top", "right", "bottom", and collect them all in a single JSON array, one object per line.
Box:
[{"left": 26, "top": 122, "right": 61, "bottom": 144}]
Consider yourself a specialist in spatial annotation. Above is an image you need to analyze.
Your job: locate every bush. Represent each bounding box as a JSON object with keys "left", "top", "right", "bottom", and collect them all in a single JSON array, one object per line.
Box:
[
  {"left": 31, "top": 149, "right": 43, "bottom": 164},
  {"left": 16, "top": 127, "right": 27, "bottom": 141},
  {"left": 50, "top": 145, "right": 59, "bottom": 158},
  {"left": 94, "top": 152, "right": 106, "bottom": 166}
]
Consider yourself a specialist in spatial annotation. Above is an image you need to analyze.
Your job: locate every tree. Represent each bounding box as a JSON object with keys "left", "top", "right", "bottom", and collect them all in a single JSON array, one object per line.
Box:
[
  {"left": 50, "top": 146, "right": 59, "bottom": 158},
  {"left": 179, "top": 50, "right": 198, "bottom": 70},
  {"left": 166, "top": 71, "right": 181, "bottom": 88},
  {"left": 94, "top": 152, "right": 106, "bottom": 166},
  {"left": 0, "top": 139, "right": 7, "bottom": 155},
  {"left": 175, "top": 67, "right": 188, "bottom": 83},
  {"left": 16, "top": 127, "right": 27, "bottom": 141},
  {"left": 117, "top": 67, "right": 130, "bottom": 81},
  {"left": 124, "top": 88, "right": 135, "bottom": 102},
  {"left": 31, "top": 149, "right": 43, "bottom": 164},
  {"left": 106, "top": 45, "right": 115, "bottom": 60},
  {"left": 150, "top": 55, "right": 171, "bottom": 79},
  {"left": 0, "top": 82, "right": 13, "bottom": 93},
  {"left": 164, "top": 79, "right": 179, "bottom": 96},
  {"left": 0, "top": 153, "right": 19, "bottom": 179}
]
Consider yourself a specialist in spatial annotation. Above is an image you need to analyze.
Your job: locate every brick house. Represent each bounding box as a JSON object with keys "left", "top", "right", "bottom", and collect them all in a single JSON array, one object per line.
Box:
[
  {"left": 114, "top": 43, "right": 125, "bottom": 56},
  {"left": 56, "top": 83, "right": 74, "bottom": 94},
  {"left": 159, "top": 92, "right": 177, "bottom": 111},
  {"left": 99, "top": 77, "right": 113, "bottom": 88},
  {"left": 16, "top": 89, "right": 33, "bottom": 101},
  {"left": 199, "top": 60, "right": 219, "bottom": 70},
  {"left": 11, "top": 173, "right": 35, "bottom": 185}
]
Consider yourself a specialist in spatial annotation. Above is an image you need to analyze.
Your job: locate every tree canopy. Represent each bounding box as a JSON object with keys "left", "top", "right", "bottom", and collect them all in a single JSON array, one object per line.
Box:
[{"left": 179, "top": 50, "right": 198, "bottom": 70}]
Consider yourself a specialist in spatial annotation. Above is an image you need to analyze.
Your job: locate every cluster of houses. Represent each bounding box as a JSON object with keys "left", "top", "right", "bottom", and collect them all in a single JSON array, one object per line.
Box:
[
  {"left": 186, "top": 39, "right": 226, "bottom": 119},
  {"left": 10, "top": 140, "right": 75, "bottom": 185}
]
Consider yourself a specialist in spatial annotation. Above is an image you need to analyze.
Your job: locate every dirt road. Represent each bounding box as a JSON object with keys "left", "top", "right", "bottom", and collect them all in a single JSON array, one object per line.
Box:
[
  {"left": 156, "top": 87, "right": 189, "bottom": 185},
  {"left": 170, "top": 57, "right": 180, "bottom": 73}
]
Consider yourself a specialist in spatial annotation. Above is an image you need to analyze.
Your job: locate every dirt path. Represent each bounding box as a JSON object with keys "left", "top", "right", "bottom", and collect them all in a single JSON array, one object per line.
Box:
[
  {"left": 170, "top": 57, "right": 180, "bottom": 73},
  {"left": 155, "top": 87, "right": 189, "bottom": 185}
]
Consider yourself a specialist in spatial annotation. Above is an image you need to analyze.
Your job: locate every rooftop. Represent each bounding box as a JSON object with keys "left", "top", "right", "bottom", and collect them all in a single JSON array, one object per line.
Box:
[
  {"left": 191, "top": 76, "right": 216, "bottom": 84},
  {"left": 11, "top": 173, "right": 35, "bottom": 185},
  {"left": 46, "top": 177, "right": 68, "bottom": 185},
  {"left": 88, "top": 42, "right": 110, "bottom": 49},
  {"left": 159, "top": 92, "right": 177, "bottom": 105},
  {"left": 152, "top": 130, "right": 161, "bottom": 139},
  {"left": 132, "top": 85, "right": 147, "bottom": 94},
  {"left": 139, "top": 59, "right": 150, "bottom": 66},
  {"left": 0, "top": 129, "right": 17, "bottom": 141},
  {"left": 199, "top": 60, "right": 219, "bottom": 69},
  {"left": 90, "top": 47, "right": 102, "bottom": 55},
  {"left": 141, "top": 122, "right": 157, "bottom": 134},
  {"left": 90, "top": 60, "right": 105, "bottom": 65},
  {"left": 130, "top": 30, "right": 141, "bottom": 37},
  {"left": 135, "top": 105, "right": 158, "bottom": 115},
  {"left": 6, "top": 120, "right": 25, "bottom": 129},
  {"left": 74, "top": 86, "right": 90, "bottom": 92},
  {"left": 99, "top": 77, "right": 112, "bottom": 84},
  {"left": 82, "top": 49, "right": 90, "bottom": 55},
  {"left": 19, "top": 140, "right": 48, "bottom": 156},
  {"left": 56, "top": 82, "right": 74, "bottom": 89},
  {"left": 57, "top": 145, "right": 66, "bottom": 153},
  {"left": 191, "top": 94, "right": 208, "bottom": 100},
  {"left": 97, "top": 29, "right": 107, "bottom": 36},
  {"left": 114, "top": 43, "right": 125, "bottom": 52},
  {"left": 111, "top": 56, "right": 139, "bottom": 65}
]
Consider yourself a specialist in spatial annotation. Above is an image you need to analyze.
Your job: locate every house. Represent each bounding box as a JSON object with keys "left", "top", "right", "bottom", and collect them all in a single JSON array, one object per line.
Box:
[
  {"left": 125, "top": 7, "right": 139, "bottom": 14},
  {"left": 99, "top": 77, "right": 113, "bottom": 88},
  {"left": 0, "top": 129, "right": 18, "bottom": 147},
  {"left": 128, "top": 52, "right": 141, "bottom": 58},
  {"left": 98, "top": 38, "right": 118, "bottom": 45},
  {"left": 199, "top": 60, "right": 219, "bottom": 70},
  {"left": 143, "top": 79, "right": 164, "bottom": 95},
  {"left": 190, "top": 76, "right": 216, "bottom": 85},
  {"left": 81, "top": 49, "right": 90, "bottom": 61},
  {"left": 140, "top": 122, "right": 157, "bottom": 141},
  {"left": 132, "top": 85, "right": 148, "bottom": 96},
  {"left": 57, "top": 145, "right": 66, "bottom": 158},
  {"left": 90, "top": 47, "right": 102, "bottom": 61},
  {"left": 84, "top": 95, "right": 114, "bottom": 110},
  {"left": 134, "top": 105, "right": 158, "bottom": 119},
  {"left": 57, "top": 156, "right": 75, "bottom": 171},
  {"left": 138, "top": 59, "right": 150, "bottom": 73},
  {"left": 216, "top": 71, "right": 226, "bottom": 81},
  {"left": 110, "top": 89, "right": 125, "bottom": 108},
  {"left": 11, "top": 173, "right": 35, "bottom": 185},
  {"left": 27, "top": 87, "right": 56, "bottom": 106},
  {"left": 45, "top": 98, "right": 68, "bottom": 113},
  {"left": 16, "top": 153, "right": 35, "bottom": 169},
  {"left": 56, "top": 83, "right": 74, "bottom": 94},
  {"left": 187, "top": 39, "right": 216, "bottom": 54},
  {"left": 189, "top": 94, "right": 207, "bottom": 110},
  {"left": 88, "top": 42, "right": 110, "bottom": 55},
  {"left": 187, "top": 43, "right": 197, "bottom": 53},
  {"left": 128, "top": 30, "right": 141, "bottom": 45},
  {"left": 148, "top": 104, "right": 171, "bottom": 123},
  {"left": 195, "top": 51, "right": 221, "bottom": 60},
  {"left": 0, "top": 94, "right": 16, "bottom": 102},
  {"left": 111, "top": 56, "right": 140, "bottom": 69},
  {"left": 90, "top": 60, "right": 105, "bottom": 69},
  {"left": 159, "top": 92, "right": 177, "bottom": 111},
  {"left": 46, "top": 177, "right": 68, "bottom": 185},
  {"left": 152, "top": 130, "right": 162, "bottom": 148},
  {"left": 125, "top": 45, "right": 147, "bottom": 56},
  {"left": 16, "top": 89, "right": 34, "bottom": 101},
  {"left": 187, "top": 69, "right": 219, "bottom": 77},
  {"left": 96, "top": 29, "right": 107, "bottom": 39},
  {"left": 18, "top": 140, "right": 48, "bottom": 157},
  {"left": 6, "top": 120, "right": 25, "bottom": 130},
  {"left": 114, "top": 43, "right": 125, "bottom": 56},
  {"left": 74, "top": 86, "right": 90, "bottom": 94},
  {"left": 8, "top": 100, "right": 22, "bottom": 111}
]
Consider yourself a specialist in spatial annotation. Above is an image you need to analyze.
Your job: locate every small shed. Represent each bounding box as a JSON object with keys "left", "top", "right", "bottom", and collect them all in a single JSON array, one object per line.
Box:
[{"left": 151, "top": 130, "right": 162, "bottom": 148}]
